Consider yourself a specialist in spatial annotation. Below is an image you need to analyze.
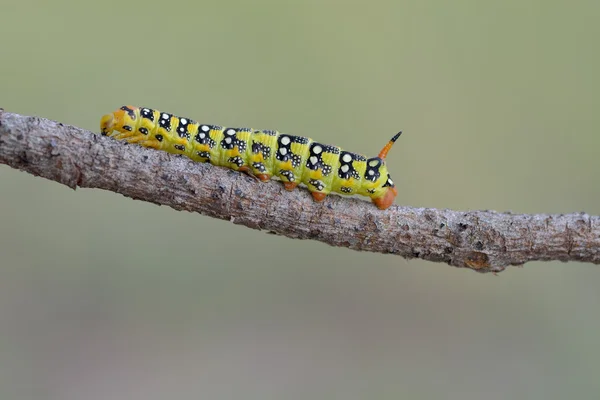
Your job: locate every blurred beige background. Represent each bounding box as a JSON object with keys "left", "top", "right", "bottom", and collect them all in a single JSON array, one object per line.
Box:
[{"left": 1, "top": 0, "right": 599, "bottom": 399}]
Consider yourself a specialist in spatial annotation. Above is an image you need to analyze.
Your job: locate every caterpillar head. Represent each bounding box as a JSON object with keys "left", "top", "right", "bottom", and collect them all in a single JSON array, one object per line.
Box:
[
  {"left": 100, "top": 106, "right": 138, "bottom": 137},
  {"left": 364, "top": 131, "right": 402, "bottom": 210}
]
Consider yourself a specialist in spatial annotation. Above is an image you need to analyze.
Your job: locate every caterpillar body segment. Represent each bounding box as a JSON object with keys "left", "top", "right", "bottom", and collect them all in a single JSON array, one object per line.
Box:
[{"left": 100, "top": 105, "right": 402, "bottom": 209}]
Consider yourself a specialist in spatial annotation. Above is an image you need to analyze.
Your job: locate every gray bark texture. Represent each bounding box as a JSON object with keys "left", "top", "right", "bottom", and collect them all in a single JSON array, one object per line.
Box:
[{"left": 1, "top": 109, "right": 599, "bottom": 273}]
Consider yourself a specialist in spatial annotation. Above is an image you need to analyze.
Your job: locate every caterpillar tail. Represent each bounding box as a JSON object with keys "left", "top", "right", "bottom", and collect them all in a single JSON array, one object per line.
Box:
[
  {"left": 378, "top": 131, "right": 402, "bottom": 160},
  {"left": 371, "top": 131, "right": 402, "bottom": 210}
]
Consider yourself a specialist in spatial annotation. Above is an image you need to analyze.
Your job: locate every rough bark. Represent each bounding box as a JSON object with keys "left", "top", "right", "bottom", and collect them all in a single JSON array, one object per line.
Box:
[{"left": 1, "top": 109, "right": 599, "bottom": 273}]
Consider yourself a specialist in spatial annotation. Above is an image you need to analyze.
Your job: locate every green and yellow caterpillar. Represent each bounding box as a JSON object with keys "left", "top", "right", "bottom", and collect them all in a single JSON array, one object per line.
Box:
[{"left": 100, "top": 106, "right": 402, "bottom": 209}]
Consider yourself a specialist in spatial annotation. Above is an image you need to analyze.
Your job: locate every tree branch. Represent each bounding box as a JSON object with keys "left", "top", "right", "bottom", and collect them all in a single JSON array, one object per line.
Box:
[{"left": 1, "top": 109, "right": 598, "bottom": 273}]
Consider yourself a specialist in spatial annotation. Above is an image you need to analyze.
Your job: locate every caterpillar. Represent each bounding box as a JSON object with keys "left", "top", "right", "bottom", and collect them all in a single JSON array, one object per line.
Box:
[{"left": 100, "top": 106, "right": 402, "bottom": 209}]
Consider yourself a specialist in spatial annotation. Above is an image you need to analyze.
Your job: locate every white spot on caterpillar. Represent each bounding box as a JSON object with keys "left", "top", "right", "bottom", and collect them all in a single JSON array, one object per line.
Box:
[
  {"left": 368, "top": 170, "right": 375, "bottom": 175},
  {"left": 388, "top": 178, "right": 394, "bottom": 185},
  {"left": 198, "top": 132, "right": 206, "bottom": 139},
  {"left": 226, "top": 129, "right": 236, "bottom": 135},
  {"left": 280, "top": 136, "right": 290, "bottom": 145},
  {"left": 201, "top": 125, "right": 209, "bottom": 132},
  {"left": 313, "top": 145, "right": 322, "bottom": 154},
  {"left": 309, "top": 156, "right": 318, "bottom": 165},
  {"left": 180, "top": 118, "right": 187, "bottom": 124},
  {"left": 162, "top": 113, "right": 169, "bottom": 120},
  {"left": 225, "top": 137, "right": 232, "bottom": 144},
  {"left": 368, "top": 160, "right": 379, "bottom": 167},
  {"left": 342, "top": 154, "right": 352, "bottom": 163},
  {"left": 340, "top": 165, "right": 349, "bottom": 173},
  {"left": 279, "top": 147, "right": 287, "bottom": 155}
]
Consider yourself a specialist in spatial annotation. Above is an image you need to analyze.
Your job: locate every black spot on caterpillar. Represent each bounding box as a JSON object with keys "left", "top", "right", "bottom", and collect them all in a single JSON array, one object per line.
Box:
[{"left": 100, "top": 105, "right": 402, "bottom": 209}]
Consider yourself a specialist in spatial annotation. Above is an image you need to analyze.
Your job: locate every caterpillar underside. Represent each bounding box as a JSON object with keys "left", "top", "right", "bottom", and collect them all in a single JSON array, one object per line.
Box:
[{"left": 100, "top": 106, "right": 402, "bottom": 210}]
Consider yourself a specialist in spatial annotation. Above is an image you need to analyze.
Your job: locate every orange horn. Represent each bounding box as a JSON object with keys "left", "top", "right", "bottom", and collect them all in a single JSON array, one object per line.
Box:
[{"left": 377, "top": 131, "right": 402, "bottom": 160}]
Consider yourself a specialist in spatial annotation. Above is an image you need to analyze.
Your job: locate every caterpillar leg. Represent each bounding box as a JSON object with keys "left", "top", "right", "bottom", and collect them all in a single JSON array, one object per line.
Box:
[
  {"left": 306, "top": 177, "right": 328, "bottom": 202},
  {"left": 255, "top": 174, "right": 271, "bottom": 182},
  {"left": 371, "top": 187, "right": 398, "bottom": 210},
  {"left": 311, "top": 192, "right": 327, "bottom": 202},
  {"left": 124, "top": 136, "right": 147, "bottom": 144},
  {"left": 114, "top": 132, "right": 136, "bottom": 141},
  {"left": 238, "top": 166, "right": 272, "bottom": 183},
  {"left": 137, "top": 139, "right": 162, "bottom": 150},
  {"left": 122, "top": 133, "right": 159, "bottom": 148},
  {"left": 283, "top": 182, "right": 298, "bottom": 191},
  {"left": 238, "top": 166, "right": 263, "bottom": 182},
  {"left": 238, "top": 166, "right": 252, "bottom": 175}
]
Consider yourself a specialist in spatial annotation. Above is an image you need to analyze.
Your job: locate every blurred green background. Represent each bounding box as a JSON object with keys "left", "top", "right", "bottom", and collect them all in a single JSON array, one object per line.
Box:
[{"left": 1, "top": 0, "right": 599, "bottom": 398}]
